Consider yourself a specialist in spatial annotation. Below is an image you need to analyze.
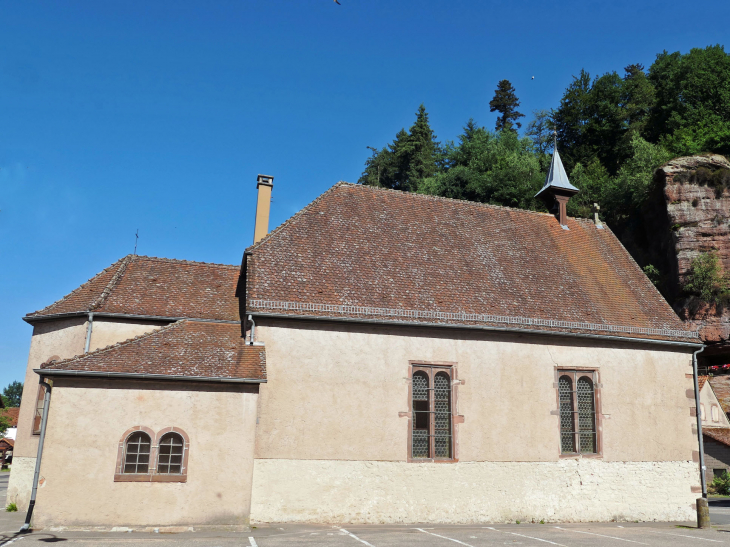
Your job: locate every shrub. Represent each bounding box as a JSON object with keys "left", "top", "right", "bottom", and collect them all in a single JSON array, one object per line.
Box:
[
  {"left": 713, "top": 472, "right": 730, "bottom": 495},
  {"left": 5, "top": 503, "right": 17, "bottom": 512},
  {"left": 683, "top": 251, "right": 729, "bottom": 303},
  {"left": 643, "top": 265, "right": 661, "bottom": 287}
]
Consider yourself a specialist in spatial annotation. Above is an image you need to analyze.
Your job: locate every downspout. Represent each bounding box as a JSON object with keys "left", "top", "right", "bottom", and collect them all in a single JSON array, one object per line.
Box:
[
  {"left": 693, "top": 345, "right": 707, "bottom": 497},
  {"left": 84, "top": 312, "right": 94, "bottom": 354},
  {"left": 20, "top": 378, "right": 52, "bottom": 532},
  {"left": 248, "top": 314, "right": 256, "bottom": 345}
]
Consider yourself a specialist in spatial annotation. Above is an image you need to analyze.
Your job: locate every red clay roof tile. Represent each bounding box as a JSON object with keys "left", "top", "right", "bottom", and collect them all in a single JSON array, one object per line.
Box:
[
  {"left": 1, "top": 408, "right": 19, "bottom": 428},
  {"left": 27, "top": 256, "right": 240, "bottom": 322},
  {"left": 245, "top": 183, "right": 696, "bottom": 342},
  {"left": 710, "top": 376, "right": 730, "bottom": 415},
  {"left": 40, "top": 321, "right": 264, "bottom": 381},
  {"left": 704, "top": 427, "right": 730, "bottom": 447}
]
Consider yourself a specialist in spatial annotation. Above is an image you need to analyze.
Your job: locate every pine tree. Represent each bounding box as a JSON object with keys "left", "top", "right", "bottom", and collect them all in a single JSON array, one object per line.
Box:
[{"left": 489, "top": 80, "right": 525, "bottom": 132}]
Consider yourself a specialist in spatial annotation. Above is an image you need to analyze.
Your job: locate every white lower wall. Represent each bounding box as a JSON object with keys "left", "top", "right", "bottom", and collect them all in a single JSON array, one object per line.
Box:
[
  {"left": 250, "top": 459, "right": 698, "bottom": 524},
  {"left": 5, "top": 457, "right": 35, "bottom": 510}
]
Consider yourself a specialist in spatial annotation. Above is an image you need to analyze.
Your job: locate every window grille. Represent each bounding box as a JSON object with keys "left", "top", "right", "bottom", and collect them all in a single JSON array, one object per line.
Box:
[
  {"left": 410, "top": 365, "right": 454, "bottom": 460},
  {"left": 557, "top": 370, "right": 598, "bottom": 455},
  {"left": 157, "top": 433, "right": 184, "bottom": 474},
  {"left": 123, "top": 432, "right": 151, "bottom": 473}
]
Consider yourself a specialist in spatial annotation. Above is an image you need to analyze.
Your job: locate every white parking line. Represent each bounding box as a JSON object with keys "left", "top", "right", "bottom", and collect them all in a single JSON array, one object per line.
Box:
[
  {"left": 249, "top": 537, "right": 258, "bottom": 547},
  {"left": 416, "top": 528, "right": 474, "bottom": 546},
  {"left": 555, "top": 526, "right": 649, "bottom": 544},
  {"left": 340, "top": 527, "right": 377, "bottom": 547},
  {"left": 484, "top": 526, "right": 567, "bottom": 546},
  {"left": 645, "top": 529, "right": 723, "bottom": 542}
]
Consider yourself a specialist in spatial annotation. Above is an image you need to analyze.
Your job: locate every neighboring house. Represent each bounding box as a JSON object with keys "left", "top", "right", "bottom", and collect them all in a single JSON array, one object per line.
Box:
[
  {"left": 701, "top": 376, "right": 730, "bottom": 483},
  {"left": 0, "top": 438, "right": 14, "bottom": 469},
  {"left": 1, "top": 407, "right": 19, "bottom": 441},
  {"left": 8, "top": 155, "right": 705, "bottom": 528},
  {"left": 709, "top": 375, "right": 730, "bottom": 419}
]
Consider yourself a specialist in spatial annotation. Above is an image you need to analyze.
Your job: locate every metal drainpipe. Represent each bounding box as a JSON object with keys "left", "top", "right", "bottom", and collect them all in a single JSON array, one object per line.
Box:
[
  {"left": 248, "top": 314, "right": 256, "bottom": 345},
  {"left": 84, "top": 312, "right": 94, "bottom": 354},
  {"left": 20, "top": 378, "right": 52, "bottom": 532},
  {"left": 693, "top": 345, "right": 707, "bottom": 497}
]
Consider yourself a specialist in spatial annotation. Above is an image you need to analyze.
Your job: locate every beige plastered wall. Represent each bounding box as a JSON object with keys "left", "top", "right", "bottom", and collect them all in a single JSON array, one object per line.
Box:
[
  {"left": 250, "top": 319, "right": 700, "bottom": 523},
  {"left": 33, "top": 378, "right": 258, "bottom": 528},
  {"left": 699, "top": 382, "right": 730, "bottom": 429},
  {"left": 6, "top": 316, "right": 166, "bottom": 510}
]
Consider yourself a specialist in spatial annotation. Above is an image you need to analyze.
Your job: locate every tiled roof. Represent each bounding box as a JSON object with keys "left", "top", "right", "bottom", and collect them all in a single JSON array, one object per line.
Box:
[
  {"left": 26, "top": 255, "right": 240, "bottom": 322},
  {"left": 245, "top": 183, "right": 697, "bottom": 342},
  {"left": 40, "top": 321, "right": 265, "bottom": 381},
  {"left": 704, "top": 428, "right": 730, "bottom": 448},
  {"left": 0, "top": 438, "right": 14, "bottom": 448},
  {"left": 710, "top": 376, "right": 730, "bottom": 415},
  {"left": 1, "top": 408, "right": 18, "bottom": 427}
]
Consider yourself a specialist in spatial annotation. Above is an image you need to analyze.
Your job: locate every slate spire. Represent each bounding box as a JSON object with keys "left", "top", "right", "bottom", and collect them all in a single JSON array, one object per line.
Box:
[{"left": 535, "top": 136, "right": 579, "bottom": 228}]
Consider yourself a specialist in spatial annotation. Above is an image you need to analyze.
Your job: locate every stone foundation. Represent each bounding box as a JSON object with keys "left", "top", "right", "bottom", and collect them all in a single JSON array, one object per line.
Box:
[{"left": 250, "top": 459, "right": 698, "bottom": 524}]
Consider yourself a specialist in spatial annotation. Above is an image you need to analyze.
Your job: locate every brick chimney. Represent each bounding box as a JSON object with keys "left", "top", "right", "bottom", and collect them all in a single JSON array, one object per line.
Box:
[{"left": 253, "top": 174, "right": 274, "bottom": 244}]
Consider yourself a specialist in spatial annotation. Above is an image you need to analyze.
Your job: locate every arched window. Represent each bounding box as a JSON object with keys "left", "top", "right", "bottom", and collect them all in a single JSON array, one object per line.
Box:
[
  {"left": 157, "top": 433, "right": 185, "bottom": 474},
  {"left": 558, "top": 375, "right": 575, "bottom": 453},
  {"left": 412, "top": 371, "right": 430, "bottom": 458},
  {"left": 434, "top": 372, "right": 452, "bottom": 459},
  {"left": 123, "top": 432, "right": 151, "bottom": 474},
  {"left": 576, "top": 376, "right": 596, "bottom": 454}
]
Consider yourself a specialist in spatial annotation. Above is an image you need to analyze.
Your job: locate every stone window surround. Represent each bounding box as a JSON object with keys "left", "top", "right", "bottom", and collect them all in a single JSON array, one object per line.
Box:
[
  {"left": 403, "top": 361, "right": 464, "bottom": 463},
  {"left": 114, "top": 426, "right": 190, "bottom": 483},
  {"left": 553, "top": 367, "right": 603, "bottom": 459}
]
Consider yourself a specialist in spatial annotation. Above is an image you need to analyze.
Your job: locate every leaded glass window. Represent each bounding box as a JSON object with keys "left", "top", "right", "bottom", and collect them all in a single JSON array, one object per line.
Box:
[
  {"left": 123, "top": 432, "right": 151, "bottom": 473},
  {"left": 557, "top": 370, "right": 598, "bottom": 455},
  {"left": 410, "top": 365, "right": 454, "bottom": 460},
  {"left": 157, "top": 433, "right": 184, "bottom": 474},
  {"left": 558, "top": 375, "right": 575, "bottom": 453}
]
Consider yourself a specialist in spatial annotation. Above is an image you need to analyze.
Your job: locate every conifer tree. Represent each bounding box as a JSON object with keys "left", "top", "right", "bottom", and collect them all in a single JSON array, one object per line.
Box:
[{"left": 489, "top": 80, "right": 525, "bottom": 132}]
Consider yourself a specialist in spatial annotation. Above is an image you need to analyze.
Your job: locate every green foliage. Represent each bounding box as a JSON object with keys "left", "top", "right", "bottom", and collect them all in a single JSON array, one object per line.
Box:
[
  {"left": 647, "top": 45, "right": 730, "bottom": 156},
  {"left": 5, "top": 503, "right": 17, "bottom": 512},
  {"left": 683, "top": 251, "right": 729, "bottom": 303},
  {"left": 418, "top": 125, "right": 544, "bottom": 211},
  {"left": 0, "top": 410, "right": 10, "bottom": 438},
  {"left": 553, "top": 66, "right": 656, "bottom": 175},
  {"left": 2, "top": 381, "right": 23, "bottom": 408},
  {"left": 642, "top": 265, "right": 661, "bottom": 287},
  {"left": 713, "top": 472, "right": 730, "bottom": 496},
  {"left": 489, "top": 80, "right": 524, "bottom": 132},
  {"left": 525, "top": 109, "right": 554, "bottom": 156},
  {"left": 359, "top": 104, "right": 441, "bottom": 192}
]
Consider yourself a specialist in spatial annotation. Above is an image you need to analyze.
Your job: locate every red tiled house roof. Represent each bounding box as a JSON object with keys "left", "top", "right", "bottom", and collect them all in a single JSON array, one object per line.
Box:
[
  {"left": 39, "top": 321, "right": 265, "bottom": 382},
  {"left": 704, "top": 428, "right": 730, "bottom": 448},
  {"left": 26, "top": 255, "right": 240, "bottom": 322},
  {"left": 244, "top": 183, "right": 697, "bottom": 343},
  {"left": 1, "top": 408, "right": 19, "bottom": 428},
  {"left": 699, "top": 376, "right": 709, "bottom": 391}
]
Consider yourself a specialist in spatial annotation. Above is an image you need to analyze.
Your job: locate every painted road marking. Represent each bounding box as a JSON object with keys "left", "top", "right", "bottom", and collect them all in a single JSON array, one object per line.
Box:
[
  {"left": 339, "top": 527, "right": 377, "bottom": 547},
  {"left": 416, "top": 527, "right": 474, "bottom": 546},
  {"left": 484, "top": 526, "right": 567, "bottom": 546},
  {"left": 555, "top": 526, "right": 649, "bottom": 544},
  {"left": 645, "top": 529, "right": 723, "bottom": 542},
  {"left": 248, "top": 537, "right": 258, "bottom": 547}
]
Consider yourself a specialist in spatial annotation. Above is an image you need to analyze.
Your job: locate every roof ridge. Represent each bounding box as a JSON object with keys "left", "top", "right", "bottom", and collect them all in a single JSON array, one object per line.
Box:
[
  {"left": 26, "top": 256, "right": 131, "bottom": 317},
  {"left": 131, "top": 255, "right": 239, "bottom": 268},
  {"left": 44, "top": 320, "right": 189, "bottom": 368},
  {"left": 89, "top": 255, "right": 133, "bottom": 311}
]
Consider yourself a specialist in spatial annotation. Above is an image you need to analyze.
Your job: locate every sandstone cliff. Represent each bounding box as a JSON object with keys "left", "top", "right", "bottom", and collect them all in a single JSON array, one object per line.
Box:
[{"left": 656, "top": 155, "right": 730, "bottom": 345}]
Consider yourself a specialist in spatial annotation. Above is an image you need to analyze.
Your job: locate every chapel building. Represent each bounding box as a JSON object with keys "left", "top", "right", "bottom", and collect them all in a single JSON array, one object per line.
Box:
[{"left": 6, "top": 154, "right": 706, "bottom": 527}]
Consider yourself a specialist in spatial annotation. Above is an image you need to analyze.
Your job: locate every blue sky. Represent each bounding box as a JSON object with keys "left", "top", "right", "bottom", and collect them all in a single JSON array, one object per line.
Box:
[{"left": 1, "top": 0, "right": 728, "bottom": 389}]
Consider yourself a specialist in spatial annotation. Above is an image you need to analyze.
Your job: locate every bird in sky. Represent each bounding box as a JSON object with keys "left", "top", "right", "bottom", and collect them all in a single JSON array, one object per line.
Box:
[
  {"left": 334, "top": 0, "right": 341, "bottom": 4},
  {"left": 532, "top": 76, "right": 535, "bottom": 79}
]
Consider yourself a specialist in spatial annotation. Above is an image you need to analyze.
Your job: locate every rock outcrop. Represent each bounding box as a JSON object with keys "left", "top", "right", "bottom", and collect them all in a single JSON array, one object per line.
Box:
[{"left": 657, "top": 155, "right": 730, "bottom": 345}]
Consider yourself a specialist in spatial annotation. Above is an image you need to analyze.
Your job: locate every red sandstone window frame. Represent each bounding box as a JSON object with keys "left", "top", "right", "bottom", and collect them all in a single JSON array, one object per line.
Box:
[
  {"left": 31, "top": 379, "right": 53, "bottom": 435},
  {"left": 406, "top": 361, "right": 462, "bottom": 463},
  {"left": 114, "top": 426, "right": 190, "bottom": 483},
  {"left": 554, "top": 368, "right": 602, "bottom": 458}
]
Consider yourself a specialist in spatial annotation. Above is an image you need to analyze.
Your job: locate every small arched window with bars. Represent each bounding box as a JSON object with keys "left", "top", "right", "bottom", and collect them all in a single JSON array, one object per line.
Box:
[
  {"left": 157, "top": 433, "right": 185, "bottom": 474},
  {"left": 123, "top": 432, "right": 152, "bottom": 474},
  {"left": 410, "top": 364, "right": 455, "bottom": 460},
  {"left": 557, "top": 370, "right": 599, "bottom": 455}
]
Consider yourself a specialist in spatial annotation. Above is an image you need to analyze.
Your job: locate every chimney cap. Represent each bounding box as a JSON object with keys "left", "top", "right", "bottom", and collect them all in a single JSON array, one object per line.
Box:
[{"left": 257, "top": 174, "right": 274, "bottom": 187}]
